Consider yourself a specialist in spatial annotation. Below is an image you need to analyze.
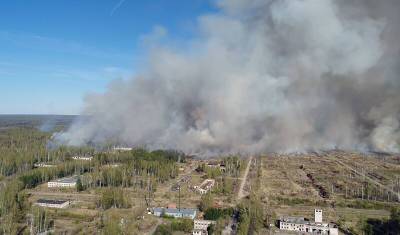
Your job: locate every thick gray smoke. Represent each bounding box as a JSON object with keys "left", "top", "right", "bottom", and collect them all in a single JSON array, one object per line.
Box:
[{"left": 54, "top": 0, "right": 400, "bottom": 154}]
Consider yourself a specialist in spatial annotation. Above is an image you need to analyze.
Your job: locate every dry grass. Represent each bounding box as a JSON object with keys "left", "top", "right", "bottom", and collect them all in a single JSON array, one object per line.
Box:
[{"left": 259, "top": 152, "right": 399, "bottom": 233}]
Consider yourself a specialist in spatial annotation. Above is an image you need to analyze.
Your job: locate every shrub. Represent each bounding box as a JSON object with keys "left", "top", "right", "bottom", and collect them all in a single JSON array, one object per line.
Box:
[{"left": 204, "top": 208, "right": 234, "bottom": 220}]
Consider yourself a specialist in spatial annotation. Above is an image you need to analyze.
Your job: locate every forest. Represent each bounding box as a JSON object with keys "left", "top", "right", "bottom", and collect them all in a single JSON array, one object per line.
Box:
[{"left": 0, "top": 126, "right": 183, "bottom": 234}]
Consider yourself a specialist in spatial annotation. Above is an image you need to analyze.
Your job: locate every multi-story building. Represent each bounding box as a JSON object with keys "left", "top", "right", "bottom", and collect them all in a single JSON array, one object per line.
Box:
[
  {"left": 192, "top": 219, "right": 215, "bottom": 235},
  {"left": 279, "top": 209, "right": 338, "bottom": 235}
]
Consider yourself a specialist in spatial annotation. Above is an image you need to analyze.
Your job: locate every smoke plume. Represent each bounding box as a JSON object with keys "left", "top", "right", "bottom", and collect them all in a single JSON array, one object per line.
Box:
[{"left": 55, "top": 0, "right": 400, "bottom": 154}]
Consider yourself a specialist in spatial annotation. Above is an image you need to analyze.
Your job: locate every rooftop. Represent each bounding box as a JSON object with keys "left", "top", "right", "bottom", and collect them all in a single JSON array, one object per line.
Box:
[
  {"left": 200, "top": 180, "right": 214, "bottom": 189},
  {"left": 37, "top": 199, "right": 68, "bottom": 205},
  {"left": 50, "top": 176, "right": 78, "bottom": 184},
  {"left": 281, "top": 217, "right": 308, "bottom": 224},
  {"left": 153, "top": 207, "right": 197, "bottom": 215},
  {"left": 207, "top": 161, "right": 221, "bottom": 166}
]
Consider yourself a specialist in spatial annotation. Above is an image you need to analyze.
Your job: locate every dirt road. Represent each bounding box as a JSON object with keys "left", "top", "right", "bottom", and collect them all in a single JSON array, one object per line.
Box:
[
  {"left": 145, "top": 218, "right": 162, "bottom": 235},
  {"left": 237, "top": 156, "right": 253, "bottom": 200},
  {"left": 27, "top": 191, "right": 98, "bottom": 198}
]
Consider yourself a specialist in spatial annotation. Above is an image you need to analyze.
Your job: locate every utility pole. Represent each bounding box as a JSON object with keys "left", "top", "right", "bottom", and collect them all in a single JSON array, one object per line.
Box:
[
  {"left": 178, "top": 185, "right": 181, "bottom": 211},
  {"left": 27, "top": 213, "right": 33, "bottom": 235},
  {"left": 361, "top": 184, "right": 364, "bottom": 200}
]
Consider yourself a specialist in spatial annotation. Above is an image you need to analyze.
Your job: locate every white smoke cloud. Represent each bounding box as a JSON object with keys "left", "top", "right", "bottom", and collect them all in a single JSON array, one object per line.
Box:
[{"left": 54, "top": 0, "right": 400, "bottom": 154}]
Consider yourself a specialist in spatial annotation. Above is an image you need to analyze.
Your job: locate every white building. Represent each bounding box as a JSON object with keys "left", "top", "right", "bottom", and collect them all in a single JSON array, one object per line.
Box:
[
  {"left": 279, "top": 209, "right": 338, "bottom": 235},
  {"left": 152, "top": 207, "right": 197, "bottom": 219},
  {"left": 315, "top": 209, "right": 323, "bottom": 223},
  {"left": 192, "top": 220, "right": 215, "bottom": 235},
  {"left": 47, "top": 176, "right": 77, "bottom": 188},
  {"left": 194, "top": 179, "right": 215, "bottom": 194},
  {"left": 34, "top": 163, "right": 56, "bottom": 168},
  {"left": 72, "top": 156, "right": 93, "bottom": 161},
  {"left": 194, "top": 219, "right": 215, "bottom": 230},
  {"left": 35, "top": 199, "right": 70, "bottom": 209},
  {"left": 192, "top": 229, "right": 208, "bottom": 235},
  {"left": 113, "top": 146, "right": 133, "bottom": 152}
]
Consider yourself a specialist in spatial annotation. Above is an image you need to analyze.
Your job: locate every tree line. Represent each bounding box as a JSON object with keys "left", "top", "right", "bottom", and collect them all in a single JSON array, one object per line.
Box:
[{"left": 0, "top": 127, "right": 184, "bottom": 234}]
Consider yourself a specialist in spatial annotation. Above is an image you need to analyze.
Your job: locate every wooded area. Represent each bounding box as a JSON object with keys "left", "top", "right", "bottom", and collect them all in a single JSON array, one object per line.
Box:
[{"left": 0, "top": 127, "right": 183, "bottom": 234}]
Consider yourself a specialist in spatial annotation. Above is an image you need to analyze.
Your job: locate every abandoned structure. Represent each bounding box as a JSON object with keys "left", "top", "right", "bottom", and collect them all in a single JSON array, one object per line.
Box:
[
  {"left": 72, "top": 155, "right": 93, "bottom": 161},
  {"left": 34, "top": 163, "right": 56, "bottom": 168},
  {"left": 112, "top": 146, "right": 133, "bottom": 151},
  {"left": 192, "top": 219, "right": 215, "bottom": 235},
  {"left": 279, "top": 209, "right": 338, "bottom": 235},
  {"left": 152, "top": 207, "right": 197, "bottom": 219},
  {"left": 194, "top": 179, "right": 215, "bottom": 194},
  {"left": 47, "top": 176, "right": 77, "bottom": 188},
  {"left": 192, "top": 230, "right": 206, "bottom": 235},
  {"left": 35, "top": 199, "right": 70, "bottom": 208}
]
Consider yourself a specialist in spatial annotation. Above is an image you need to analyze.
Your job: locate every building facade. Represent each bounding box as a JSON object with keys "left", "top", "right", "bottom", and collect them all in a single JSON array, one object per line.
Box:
[
  {"left": 47, "top": 176, "right": 77, "bottom": 188},
  {"left": 192, "top": 229, "right": 208, "bottom": 235},
  {"left": 152, "top": 207, "right": 197, "bottom": 219},
  {"left": 113, "top": 147, "right": 133, "bottom": 152},
  {"left": 72, "top": 156, "right": 93, "bottom": 161},
  {"left": 34, "top": 163, "right": 56, "bottom": 168},
  {"left": 192, "top": 219, "right": 215, "bottom": 235},
  {"left": 315, "top": 209, "right": 323, "bottom": 223},
  {"left": 279, "top": 209, "right": 338, "bottom": 235}
]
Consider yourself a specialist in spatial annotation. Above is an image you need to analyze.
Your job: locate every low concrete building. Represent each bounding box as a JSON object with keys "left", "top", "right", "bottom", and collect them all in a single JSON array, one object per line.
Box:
[
  {"left": 206, "top": 160, "right": 220, "bottom": 167},
  {"left": 194, "top": 179, "right": 215, "bottom": 194},
  {"left": 34, "top": 163, "right": 56, "bottom": 168},
  {"left": 47, "top": 176, "right": 77, "bottom": 188},
  {"left": 35, "top": 199, "right": 70, "bottom": 208},
  {"left": 279, "top": 209, "right": 338, "bottom": 235},
  {"left": 206, "top": 161, "right": 226, "bottom": 172},
  {"left": 113, "top": 146, "right": 133, "bottom": 152},
  {"left": 72, "top": 156, "right": 93, "bottom": 161},
  {"left": 152, "top": 207, "right": 197, "bottom": 219}
]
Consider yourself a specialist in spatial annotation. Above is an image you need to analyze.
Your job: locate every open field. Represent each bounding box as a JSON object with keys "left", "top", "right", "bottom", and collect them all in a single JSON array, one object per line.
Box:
[
  {"left": 259, "top": 151, "right": 400, "bottom": 234},
  {"left": 0, "top": 114, "right": 76, "bottom": 130}
]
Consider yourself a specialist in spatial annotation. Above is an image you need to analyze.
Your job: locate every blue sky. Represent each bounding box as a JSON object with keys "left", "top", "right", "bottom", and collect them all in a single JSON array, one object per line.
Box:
[{"left": 0, "top": 0, "right": 214, "bottom": 114}]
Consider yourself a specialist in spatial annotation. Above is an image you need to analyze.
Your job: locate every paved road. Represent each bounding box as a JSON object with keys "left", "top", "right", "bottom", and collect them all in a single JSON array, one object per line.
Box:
[{"left": 238, "top": 156, "right": 253, "bottom": 200}]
